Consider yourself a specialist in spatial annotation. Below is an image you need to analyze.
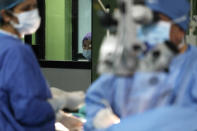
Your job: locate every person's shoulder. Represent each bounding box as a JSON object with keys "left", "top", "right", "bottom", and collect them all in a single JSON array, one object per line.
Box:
[
  {"left": 5, "top": 37, "right": 32, "bottom": 53},
  {"left": 2, "top": 40, "right": 35, "bottom": 63},
  {"left": 9, "top": 44, "right": 31, "bottom": 56},
  {"left": 0, "top": 36, "right": 30, "bottom": 57},
  {"left": 88, "top": 73, "right": 132, "bottom": 92},
  {"left": 1, "top": 36, "right": 26, "bottom": 50},
  {"left": 92, "top": 73, "right": 133, "bottom": 85},
  {"left": 186, "top": 45, "right": 197, "bottom": 64},
  {"left": 183, "top": 45, "right": 197, "bottom": 73},
  {"left": 188, "top": 45, "right": 197, "bottom": 54},
  {"left": 93, "top": 74, "right": 117, "bottom": 85},
  {"left": 174, "top": 45, "right": 197, "bottom": 64},
  {"left": 87, "top": 74, "right": 116, "bottom": 93}
]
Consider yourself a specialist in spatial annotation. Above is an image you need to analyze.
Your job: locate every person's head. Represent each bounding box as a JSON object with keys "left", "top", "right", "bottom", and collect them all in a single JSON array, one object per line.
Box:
[
  {"left": 0, "top": 0, "right": 40, "bottom": 38},
  {"left": 137, "top": 0, "right": 190, "bottom": 52},
  {"left": 82, "top": 32, "right": 92, "bottom": 60}
]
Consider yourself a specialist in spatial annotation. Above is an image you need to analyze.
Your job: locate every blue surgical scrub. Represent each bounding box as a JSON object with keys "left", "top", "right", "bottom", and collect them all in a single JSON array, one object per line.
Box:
[
  {"left": 0, "top": 32, "right": 55, "bottom": 131},
  {"left": 84, "top": 45, "right": 197, "bottom": 131},
  {"left": 106, "top": 106, "right": 197, "bottom": 131}
]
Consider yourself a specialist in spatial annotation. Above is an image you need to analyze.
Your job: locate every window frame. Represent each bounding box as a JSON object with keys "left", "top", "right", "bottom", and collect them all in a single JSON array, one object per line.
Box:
[{"left": 25, "top": 0, "right": 91, "bottom": 69}]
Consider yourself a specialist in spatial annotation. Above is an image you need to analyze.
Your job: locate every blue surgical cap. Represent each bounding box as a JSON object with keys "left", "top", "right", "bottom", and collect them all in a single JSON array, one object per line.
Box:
[
  {"left": 0, "top": 0, "right": 24, "bottom": 10},
  {"left": 146, "top": 0, "right": 190, "bottom": 31},
  {"left": 82, "top": 32, "right": 92, "bottom": 45},
  {"left": 0, "top": 0, "right": 24, "bottom": 21}
]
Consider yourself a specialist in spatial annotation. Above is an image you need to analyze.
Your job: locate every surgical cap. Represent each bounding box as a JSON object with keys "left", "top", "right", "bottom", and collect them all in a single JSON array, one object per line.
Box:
[
  {"left": 82, "top": 32, "right": 92, "bottom": 44},
  {"left": 146, "top": 0, "right": 190, "bottom": 31},
  {"left": 0, "top": 0, "right": 24, "bottom": 10},
  {"left": 0, "top": 0, "right": 24, "bottom": 20}
]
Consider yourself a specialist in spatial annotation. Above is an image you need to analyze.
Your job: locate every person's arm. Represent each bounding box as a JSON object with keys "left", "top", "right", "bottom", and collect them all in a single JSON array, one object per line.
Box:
[
  {"left": 48, "top": 87, "right": 85, "bottom": 113},
  {"left": 3, "top": 45, "right": 55, "bottom": 129},
  {"left": 84, "top": 74, "right": 117, "bottom": 131},
  {"left": 106, "top": 106, "right": 197, "bottom": 131}
]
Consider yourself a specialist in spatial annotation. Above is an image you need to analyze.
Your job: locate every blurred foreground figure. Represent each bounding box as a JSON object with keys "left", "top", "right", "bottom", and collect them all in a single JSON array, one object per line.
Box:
[
  {"left": 0, "top": 0, "right": 55, "bottom": 130},
  {"left": 106, "top": 106, "right": 197, "bottom": 131},
  {"left": 85, "top": 0, "right": 197, "bottom": 130},
  {"left": 0, "top": 0, "right": 85, "bottom": 130}
]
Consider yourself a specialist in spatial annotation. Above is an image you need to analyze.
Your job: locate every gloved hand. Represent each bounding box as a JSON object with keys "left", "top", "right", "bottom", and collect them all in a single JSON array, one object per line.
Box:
[
  {"left": 48, "top": 87, "right": 85, "bottom": 112},
  {"left": 93, "top": 108, "right": 120, "bottom": 129},
  {"left": 63, "top": 91, "right": 85, "bottom": 111},
  {"left": 56, "top": 110, "right": 83, "bottom": 131}
]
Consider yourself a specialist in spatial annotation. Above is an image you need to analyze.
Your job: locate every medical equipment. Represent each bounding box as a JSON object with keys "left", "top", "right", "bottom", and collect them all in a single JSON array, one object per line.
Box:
[
  {"left": 97, "top": 0, "right": 112, "bottom": 37},
  {"left": 97, "top": 35, "right": 118, "bottom": 74},
  {"left": 98, "top": 0, "right": 148, "bottom": 76},
  {"left": 110, "top": 0, "right": 143, "bottom": 76},
  {"left": 97, "top": 10, "right": 118, "bottom": 35},
  {"left": 97, "top": 0, "right": 175, "bottom": 76},
  {"left": 138, "top": 41, "right": 179, "bottom": 72},
  {"left": 85, "top": 0, "right": 195, "bottom": 130},
  {"left": 131, "top": 0, "right": 160, "bottom": 25},
  {"left": 98, "top": 0, "right": 190, "bottom": 76},
  {"left": 98, "top": 0, "right": 110, "bottom": 14},
  {"left": 97, "top": 0, "right": 119, "bottom": 74}
]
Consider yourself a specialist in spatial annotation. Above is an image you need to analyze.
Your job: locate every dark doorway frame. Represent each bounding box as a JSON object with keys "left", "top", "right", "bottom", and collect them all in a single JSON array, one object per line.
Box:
[{"left": 24, "top": 0, "right": 91, "bottom": 69}]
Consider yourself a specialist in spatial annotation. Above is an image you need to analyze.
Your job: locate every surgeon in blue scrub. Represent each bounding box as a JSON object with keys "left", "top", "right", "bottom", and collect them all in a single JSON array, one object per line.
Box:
[
  {"left": 0, "top": 0, "right": 57, "bottom": 130},
  {"left": 84, "top": 0, "right": 197, "bottom": 130}
]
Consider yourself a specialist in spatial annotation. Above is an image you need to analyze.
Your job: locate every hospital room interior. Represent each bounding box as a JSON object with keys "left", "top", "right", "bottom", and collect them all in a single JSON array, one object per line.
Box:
[{"left": 0, "top": 0, "right": 197, "bottom": 130}]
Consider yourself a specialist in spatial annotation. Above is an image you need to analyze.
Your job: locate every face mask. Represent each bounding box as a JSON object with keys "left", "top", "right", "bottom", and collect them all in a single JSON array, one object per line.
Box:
[
  {"left": 137, "top": 21, "right": 171, "bottom": 47},
  {"left": 83, "top": 50, "right": 91, "bottom": 60},
  {"left": 10, "top": 9, "right": 41, "bottom": 36}
]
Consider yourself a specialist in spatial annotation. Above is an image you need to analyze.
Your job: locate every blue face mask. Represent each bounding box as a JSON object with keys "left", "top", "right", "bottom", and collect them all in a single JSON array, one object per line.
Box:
[
  {"left": 83, "top": 50, "right": 91, "bottom": 60},
  {"left": 137, "top": 21, "right": 171, "bottom": 47}
]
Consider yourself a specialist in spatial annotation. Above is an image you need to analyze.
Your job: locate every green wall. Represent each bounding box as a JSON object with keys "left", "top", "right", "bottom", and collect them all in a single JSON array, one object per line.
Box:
[{"left": 45, "top": 0, "right": 72, "bottom": 61}]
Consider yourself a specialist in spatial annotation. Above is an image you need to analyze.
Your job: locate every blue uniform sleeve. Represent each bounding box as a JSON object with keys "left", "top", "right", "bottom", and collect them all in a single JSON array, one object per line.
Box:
[
  {"left": 186, "top": 66, "right": 197, "bottom": 106},
  {"left": 84, "top": 74, "right": 116, "bottom": 131},
  {"left": 2, "top": 45, "right": 55, "bottom": 128},
  {"left": 106, "top": 106, "right": 197, "bottom": 131}
]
